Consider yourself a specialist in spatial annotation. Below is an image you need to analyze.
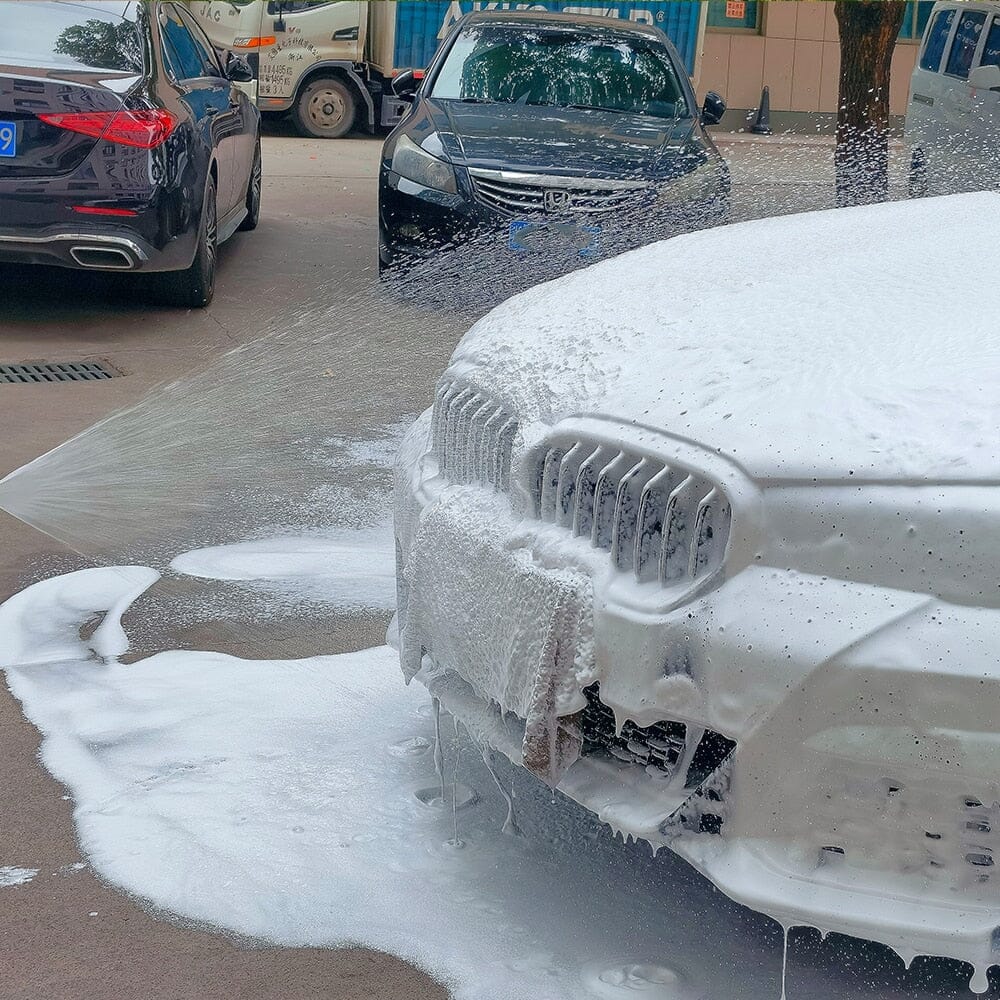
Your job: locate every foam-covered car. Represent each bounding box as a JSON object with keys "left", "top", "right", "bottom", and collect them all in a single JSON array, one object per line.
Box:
[{"left": 394, "top": 191, "right": 1000, "bottom": 991}]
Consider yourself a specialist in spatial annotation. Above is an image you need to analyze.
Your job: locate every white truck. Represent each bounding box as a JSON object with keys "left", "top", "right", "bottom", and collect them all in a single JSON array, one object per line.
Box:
[{"left": 190, "top": 1, "right": 706, "bottom": 138}]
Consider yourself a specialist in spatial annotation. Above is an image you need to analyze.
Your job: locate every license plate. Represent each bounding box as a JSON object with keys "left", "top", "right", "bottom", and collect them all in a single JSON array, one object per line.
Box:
[
  {"left": 0, "top": 121, "right": 16, "bottom": 158},
  {"left": 509, "top": 219, "right": 600, "bottom": 258}
]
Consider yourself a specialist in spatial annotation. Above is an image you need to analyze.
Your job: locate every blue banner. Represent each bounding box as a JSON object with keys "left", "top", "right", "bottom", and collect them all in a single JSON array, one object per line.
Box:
[{"left": 392, "top": 2, "right": 703, "bottom": 75}]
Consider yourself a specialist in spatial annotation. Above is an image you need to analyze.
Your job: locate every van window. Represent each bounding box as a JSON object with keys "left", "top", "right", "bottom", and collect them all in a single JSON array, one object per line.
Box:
[
  {"left": 945, "top": 10, "right": 987, "bottom": 78},
  {"left": 920, "top": 8, "right": 955, "bottom": 71},
  {"left": 982, "top": 17, "right": 1000, "bottom": 68}
]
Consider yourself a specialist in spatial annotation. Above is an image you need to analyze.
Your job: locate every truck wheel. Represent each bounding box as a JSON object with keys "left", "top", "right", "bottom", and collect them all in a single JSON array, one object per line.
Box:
[
  {"left": 292, "top": 78, "right": 356, "bottom": 139},
  {"left": 155, "top": 177, "right": 217, "bottom": 308}
]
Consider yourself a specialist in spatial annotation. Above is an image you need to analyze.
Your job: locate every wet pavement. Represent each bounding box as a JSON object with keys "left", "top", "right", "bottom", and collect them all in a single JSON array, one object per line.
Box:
[{"left": 0, "top": 127, "right": 963, "bottom": 1000}]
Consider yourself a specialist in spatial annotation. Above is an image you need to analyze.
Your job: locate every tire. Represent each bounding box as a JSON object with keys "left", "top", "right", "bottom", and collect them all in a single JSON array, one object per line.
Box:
[
  {"left": 909, "top": 147, "right": 928, "bottom": 199},
  {"left": 156, "top": 176, "right": 218, "bottom": 309},
  {"left": 238, "top": 137, "right": 261, "bottom": 232},
  {"left": 291, "top": 77, "right": 356, "bottom": 139}
]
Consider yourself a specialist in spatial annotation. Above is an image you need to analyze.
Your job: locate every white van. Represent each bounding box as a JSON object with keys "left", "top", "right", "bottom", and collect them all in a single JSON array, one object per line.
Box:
[{"left": 905, "top": 0, "right": 1000, "bottom": 196}]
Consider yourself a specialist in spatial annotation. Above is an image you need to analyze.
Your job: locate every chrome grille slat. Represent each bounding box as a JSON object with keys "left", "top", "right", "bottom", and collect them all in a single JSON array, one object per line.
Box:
[
  {"left": 531, "top": 439, "right": 732, "bottom": 590},
  {"left": 461, "top": 398, "right": 494, "bottom": 483},
  {"left": 593, "top": 452, "right": 631, "bottom": 550},
  {"left": 571, "top": 445, "right": 607, "bottom": 538},
  {"left": 539, "top": 447, "right": 566, "bottom": 520},
  {"left": 468, "top": 168, "right": 651, "bottom": 217},
  {"left": 556, "top": 443, "right": 588, "bottom": 527},
  {"left": 660, "top": 474, "right": 697, "bottom": 583},
  {"left": 443, "top": 387, "right": 474, "bottom": 477},
  {"left": 689, "top": 488, "right": 721, "bottom": 580},
  {"left": 634, "top": 465, "right": 676, "bottom": 582},
  {"left": 431, "top": 380, "right": 519, "bottom": 492},
  {"left": 611, "top": 458, "right": 652, "bottom": 570},
  {"left": 478, "top": 407, "right": 505, "bottom": 485},
  {"left": 496, "top": 418, "right": 518, "bottom": 491},
  {"left": 454, "top": 394, "right": 484, "bottom": 483}
]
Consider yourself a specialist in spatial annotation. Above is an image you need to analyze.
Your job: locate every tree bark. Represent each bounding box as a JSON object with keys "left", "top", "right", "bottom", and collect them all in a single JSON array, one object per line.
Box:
[{"left": 834, "top": 0, "right": 907, "bottom": 206}]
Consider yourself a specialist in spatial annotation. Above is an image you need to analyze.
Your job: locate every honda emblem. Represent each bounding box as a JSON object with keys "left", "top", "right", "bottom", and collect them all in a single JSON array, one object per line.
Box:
[{"left": 543, "top": 189, "right": 572, "bottom": 213}]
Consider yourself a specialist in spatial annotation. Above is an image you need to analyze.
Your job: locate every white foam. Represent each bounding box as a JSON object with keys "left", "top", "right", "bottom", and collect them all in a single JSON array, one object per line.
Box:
[
  {"left": 169, "top": 526, "right": 395, "bottom": 607},
  {"left": 0, "top": 564, "right": 970, "bottom": 999},
  {"left": 0, "top": 866, "right": 38, "bottom": 888}
]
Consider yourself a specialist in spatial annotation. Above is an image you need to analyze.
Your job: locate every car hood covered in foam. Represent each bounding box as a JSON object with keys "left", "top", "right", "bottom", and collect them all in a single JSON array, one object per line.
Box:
[{"left": 446, "top": 192, "right": 1000, "bottom": 484}]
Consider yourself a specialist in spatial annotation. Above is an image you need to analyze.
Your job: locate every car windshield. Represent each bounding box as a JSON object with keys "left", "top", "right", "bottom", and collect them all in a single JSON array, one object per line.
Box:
[
  {"left": 0, "top": 1, "right": 142, "bottom": 73},
  {"left": 429, "top": 23, "right": 689, "bottom": 120}
]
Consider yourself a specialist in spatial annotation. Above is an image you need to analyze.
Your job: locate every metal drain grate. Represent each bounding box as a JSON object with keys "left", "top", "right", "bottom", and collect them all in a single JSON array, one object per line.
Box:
[{"left": 0, "top": 361, "right": 120, "bottom": 384}]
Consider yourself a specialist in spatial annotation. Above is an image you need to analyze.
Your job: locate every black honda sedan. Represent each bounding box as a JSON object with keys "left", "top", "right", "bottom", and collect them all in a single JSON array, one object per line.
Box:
[
  {"left": 378, "top": 10, "right": 729, "bottom": 273},
  {"left": 0, "top": 1, "right": 261, "bottom": 307}
]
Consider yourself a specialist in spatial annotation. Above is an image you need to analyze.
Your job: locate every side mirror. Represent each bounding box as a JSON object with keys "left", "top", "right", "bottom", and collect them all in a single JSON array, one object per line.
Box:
[
  {"left": 969, "top": 63, "right": 1000, "bottom": 91},
  {"left": 701, "top": 91, "right": 726, "bottom": 126},
  {"left": 392, "top": 68, "right": 422, "bottom": 100},
  {"left": 266, "top": 0, "right": 286, "bottom": 29},
  {"left": 226, "top": 53, "right": 254, "bottom": 83}
]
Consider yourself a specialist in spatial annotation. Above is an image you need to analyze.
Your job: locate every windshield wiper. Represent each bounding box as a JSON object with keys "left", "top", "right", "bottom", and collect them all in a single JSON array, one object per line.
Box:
[
  {"left": 456, "top": 97, "right": 494, "bottom": 104},
  {"left": 563, "top": 104, "right": 628, "bottom": 114}
]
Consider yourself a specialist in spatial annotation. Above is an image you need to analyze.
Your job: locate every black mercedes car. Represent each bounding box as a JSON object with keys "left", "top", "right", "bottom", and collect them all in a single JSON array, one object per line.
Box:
[
  {"left": 0, "top": 1, "right": 261, "bottom": 307},
  {"left": 378, "top": 10, "right": 729, "bottom": 273}
]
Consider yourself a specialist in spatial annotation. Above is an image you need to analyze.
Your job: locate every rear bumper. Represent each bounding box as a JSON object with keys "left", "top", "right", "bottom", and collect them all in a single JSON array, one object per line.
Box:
[{"left": 0, "top": 221, "right": 196, "bottom": 273}]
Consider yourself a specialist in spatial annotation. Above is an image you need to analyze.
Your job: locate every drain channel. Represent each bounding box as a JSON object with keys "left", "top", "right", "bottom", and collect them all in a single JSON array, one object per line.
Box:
[{"left": 0, "top": 361, "right": 121, "bottom": 384}]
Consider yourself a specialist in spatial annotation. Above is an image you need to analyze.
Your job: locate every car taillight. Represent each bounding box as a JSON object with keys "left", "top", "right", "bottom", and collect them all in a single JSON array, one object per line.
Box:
[{"left": 37, "top": 109, "right": 177, "bottom": 149}]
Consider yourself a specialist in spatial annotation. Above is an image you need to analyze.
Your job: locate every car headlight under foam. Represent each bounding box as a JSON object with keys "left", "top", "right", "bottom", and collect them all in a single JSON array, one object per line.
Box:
[{"left": 391, "top": 133, "right": 458, "bottom": 195}]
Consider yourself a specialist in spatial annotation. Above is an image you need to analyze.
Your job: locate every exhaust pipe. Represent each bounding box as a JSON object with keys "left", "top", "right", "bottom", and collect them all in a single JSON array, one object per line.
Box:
[{"left": 69, "top": 245, "right": 136, "bottom": 270}]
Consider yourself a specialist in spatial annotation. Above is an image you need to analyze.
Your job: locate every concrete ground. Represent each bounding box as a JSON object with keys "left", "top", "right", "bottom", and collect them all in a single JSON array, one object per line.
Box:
[
  {"left": 0, "top": 130, "right": 905, "bottom": 1000},
  {"left": 0, "top": 131, "right": 454, "bottom": 1000}
]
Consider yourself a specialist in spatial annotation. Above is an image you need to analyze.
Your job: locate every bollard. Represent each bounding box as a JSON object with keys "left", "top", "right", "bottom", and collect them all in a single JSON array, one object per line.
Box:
[{"left": 751, "top": 85, "right": 772, "bottom": 135}]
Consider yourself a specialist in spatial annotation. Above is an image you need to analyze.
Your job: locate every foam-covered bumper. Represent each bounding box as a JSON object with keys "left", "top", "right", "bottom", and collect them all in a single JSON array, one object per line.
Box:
[{"left": 394, "top": 409, "right": 1000, "bottom": 978}]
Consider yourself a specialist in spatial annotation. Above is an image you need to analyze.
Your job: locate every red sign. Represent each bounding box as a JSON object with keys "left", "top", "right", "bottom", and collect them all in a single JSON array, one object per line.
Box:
[{"left": 726, "top": 1, "right": 746, "bottom": 19}]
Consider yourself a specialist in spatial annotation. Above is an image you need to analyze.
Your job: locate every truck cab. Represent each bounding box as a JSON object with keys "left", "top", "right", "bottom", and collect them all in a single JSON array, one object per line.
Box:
[{"left": 192, "top": 0, "right": 371, "bottom": 137}]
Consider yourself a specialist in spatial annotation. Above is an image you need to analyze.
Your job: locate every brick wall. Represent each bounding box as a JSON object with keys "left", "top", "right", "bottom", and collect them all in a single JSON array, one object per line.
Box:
[{"left": 699, "top": 1, "right": 920, "bottom": 115}]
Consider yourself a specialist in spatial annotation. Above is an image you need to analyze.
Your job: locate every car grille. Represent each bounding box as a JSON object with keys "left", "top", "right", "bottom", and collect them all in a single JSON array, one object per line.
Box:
[
  {"left": 432, "top": 380, "right": 518, "bottom": 491},
  {"left": 581, "top": 683, "right": 687, "bottom": 775},
  {"left": 468, "top": 168, "right": 650, "bottom": 216},
  {"left": 532, "top": 440, "right": 732, "bottom": 586},
  {"left": 581, "top": 684, "right": 736, "bottom": 833}
]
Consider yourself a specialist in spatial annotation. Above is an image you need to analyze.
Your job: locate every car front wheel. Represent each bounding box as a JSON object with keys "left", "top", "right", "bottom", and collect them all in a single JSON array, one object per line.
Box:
[{"left": 156, "top": 176, "right": 218, "bottom": 308}]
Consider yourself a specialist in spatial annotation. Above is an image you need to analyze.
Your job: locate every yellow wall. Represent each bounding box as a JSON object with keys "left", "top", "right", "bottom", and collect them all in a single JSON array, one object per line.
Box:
[{"left": 699, "top": 1, "right": 920, "bottom": 115}]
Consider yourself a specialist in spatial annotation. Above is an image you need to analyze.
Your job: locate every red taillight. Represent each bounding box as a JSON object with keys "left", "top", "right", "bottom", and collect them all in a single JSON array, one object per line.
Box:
[
  {"left": 71, "top": 205, "right": 139, "bottom": 217},
  {"left": 37, "top": 109, "right": 177, "bottom": 149}
]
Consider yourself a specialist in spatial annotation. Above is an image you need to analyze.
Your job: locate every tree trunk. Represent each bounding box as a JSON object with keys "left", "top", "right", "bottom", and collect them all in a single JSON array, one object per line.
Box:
[{"left": 834, "top": 0, "right": 906, "bottom": 206}]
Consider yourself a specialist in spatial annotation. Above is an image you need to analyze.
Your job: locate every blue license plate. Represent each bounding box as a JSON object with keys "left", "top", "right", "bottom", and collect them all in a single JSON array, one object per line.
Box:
[
  {"left": 509, "top": 219, "right": 600, "bottom": 258},
  {"left": 0, "top": 121, "right": 16, "bottom": 158}
]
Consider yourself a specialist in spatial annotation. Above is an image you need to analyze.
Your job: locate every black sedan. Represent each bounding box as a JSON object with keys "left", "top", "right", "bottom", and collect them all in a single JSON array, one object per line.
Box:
[
  {"left": 0, "top": 1, "right": 261, "bottom": 308},
  {"left": 379, "top": 10, "right": 729, "bottom": 273}
]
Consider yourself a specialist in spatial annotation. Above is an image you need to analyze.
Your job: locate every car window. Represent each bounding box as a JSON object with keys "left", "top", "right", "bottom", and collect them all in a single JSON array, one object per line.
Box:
[
  {"left": 920, "top": 7, "right": 955, "bottom": 71},
  {"left": 944, "top": 10, "right": 987, "bottom": 78},
  {"left": 160, "top": 4, "right": 218, "bottom": 81},
  {"left": 430, "top": 25, "right": 689, "bottom": 120},
  {"left": 0, "top": 1, "right": 142, "bottom": 73},
  {"left": 173, "top": 4, "right": 224, "bottom": 76},
  {"left": 980, "top": 17, "right": 1000, "bottom": 68}
]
